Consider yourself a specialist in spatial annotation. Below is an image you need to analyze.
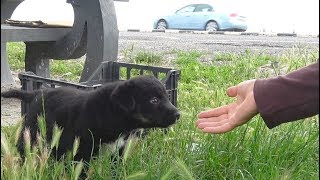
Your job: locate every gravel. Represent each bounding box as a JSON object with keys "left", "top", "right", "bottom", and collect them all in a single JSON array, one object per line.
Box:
[
  {"left": 118, "top": 32, "right": 319, "bottom": 56},
  {"left": 1, "top": 72, "right": 23, "bottom": 126}
]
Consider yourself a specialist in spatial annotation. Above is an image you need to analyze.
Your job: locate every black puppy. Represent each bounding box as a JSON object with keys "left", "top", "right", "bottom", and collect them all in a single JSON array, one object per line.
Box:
[{"left": 1, "top": 75, "right": 180, "bottom": 162}]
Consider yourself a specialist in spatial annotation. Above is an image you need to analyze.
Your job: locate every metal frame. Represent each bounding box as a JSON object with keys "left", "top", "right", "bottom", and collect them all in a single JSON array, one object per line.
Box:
[{"left": 1, "top": 0, "right": 123, "bottom": 84}]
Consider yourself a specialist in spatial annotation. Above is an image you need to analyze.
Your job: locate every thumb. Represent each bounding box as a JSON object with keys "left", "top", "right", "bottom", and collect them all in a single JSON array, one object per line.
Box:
[{"left": 226, "top": 85, "right": 238, "bottom": 97}]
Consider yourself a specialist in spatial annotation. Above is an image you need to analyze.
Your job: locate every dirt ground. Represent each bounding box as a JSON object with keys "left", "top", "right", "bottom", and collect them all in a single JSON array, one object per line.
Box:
[{"left": 1, "top": 72, "right": 23, "bottom": 127}]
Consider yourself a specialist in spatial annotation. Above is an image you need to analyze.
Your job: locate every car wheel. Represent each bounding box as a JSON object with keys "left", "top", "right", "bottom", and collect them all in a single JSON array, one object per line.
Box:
[
  {"left": 156, "top": 20, "right": 167, "bottom": 30},
  {"left": 205, "top": 21, "right": 219, "bottom": 31}
]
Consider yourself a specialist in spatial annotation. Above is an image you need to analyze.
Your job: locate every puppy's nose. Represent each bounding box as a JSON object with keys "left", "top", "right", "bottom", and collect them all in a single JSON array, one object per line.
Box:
[{"left": 175, "top": 112, "right": 181, "bottom": 120}]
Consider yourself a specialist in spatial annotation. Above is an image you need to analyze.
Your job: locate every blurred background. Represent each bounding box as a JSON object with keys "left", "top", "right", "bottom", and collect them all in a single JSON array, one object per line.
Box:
[{"left": 10, "top": 0, "right": 319, "bottom": 35}]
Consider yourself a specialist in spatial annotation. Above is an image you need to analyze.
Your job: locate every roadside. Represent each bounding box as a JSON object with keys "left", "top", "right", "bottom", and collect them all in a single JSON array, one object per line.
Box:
[
  {"left": 1, "top": 32, "right": 319, "bottom": 127},
  {"left": 1, "top": 71, "right": 23, "bottom": 126}
]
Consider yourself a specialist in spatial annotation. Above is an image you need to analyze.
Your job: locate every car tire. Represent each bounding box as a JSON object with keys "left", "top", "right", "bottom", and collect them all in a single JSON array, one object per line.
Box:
[
  {"left": 205, "top": 21, "right": 219, "bottom": 32},
  {"left": 156, "top": 20, "right": 167, "bottom": 30}
]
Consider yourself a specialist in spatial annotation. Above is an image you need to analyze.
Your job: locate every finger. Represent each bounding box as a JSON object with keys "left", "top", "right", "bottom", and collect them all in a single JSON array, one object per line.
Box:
[
  {"left": 201, "top": 122, "right": 237, "bottom": 134},
  {"left": 197, "top": 105, "right": 229, "bottom": 118},
  {"left": 195, "top": 114, "right": 228, "bottom": 125},
  {"left": 199, "top": 99, "right": 256, "bottom": 134},
  {"left": 197, "top": 119, "right": 228, "bottom": 129},
  {"left": 227, "top": 85, "right": 238, "bottom": 97}
]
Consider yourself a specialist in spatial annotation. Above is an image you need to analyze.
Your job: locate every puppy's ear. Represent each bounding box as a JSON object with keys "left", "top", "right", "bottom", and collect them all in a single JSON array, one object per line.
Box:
[{"left": 111, "top": 81, "right": 135, "bottom": 112}]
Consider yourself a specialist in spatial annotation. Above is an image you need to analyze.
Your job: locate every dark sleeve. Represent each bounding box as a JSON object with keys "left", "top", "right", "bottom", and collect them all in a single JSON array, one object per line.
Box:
[{"left": 253, "top": 62, "right": 319, "bottom": 129}]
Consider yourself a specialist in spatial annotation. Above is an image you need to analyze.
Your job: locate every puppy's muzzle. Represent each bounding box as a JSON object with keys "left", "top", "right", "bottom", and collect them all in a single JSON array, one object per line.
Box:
[{"left": 174, "top": 112, "right": 181, "bottom": 121}]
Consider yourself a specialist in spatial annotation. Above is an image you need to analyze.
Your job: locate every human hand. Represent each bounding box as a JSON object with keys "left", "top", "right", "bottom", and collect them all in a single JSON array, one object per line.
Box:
[{"left": 196, "top": 80, "right": 259, "bottom": 134}]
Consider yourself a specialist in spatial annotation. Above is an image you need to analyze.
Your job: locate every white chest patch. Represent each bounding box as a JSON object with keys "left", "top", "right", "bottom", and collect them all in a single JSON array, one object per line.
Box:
[{"left": 106, "top": 135, "right": 127, "bottom": 153}]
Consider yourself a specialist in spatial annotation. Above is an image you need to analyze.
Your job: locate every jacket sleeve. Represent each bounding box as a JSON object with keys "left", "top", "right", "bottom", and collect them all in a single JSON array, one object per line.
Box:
[{"left": 253, "top": 62, "right": 319, "bottom": 129}]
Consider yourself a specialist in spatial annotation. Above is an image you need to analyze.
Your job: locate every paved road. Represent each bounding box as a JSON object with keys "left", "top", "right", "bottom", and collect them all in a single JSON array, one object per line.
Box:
[{"left": 119, "top": 32, "right": 319, "bottom": 56}]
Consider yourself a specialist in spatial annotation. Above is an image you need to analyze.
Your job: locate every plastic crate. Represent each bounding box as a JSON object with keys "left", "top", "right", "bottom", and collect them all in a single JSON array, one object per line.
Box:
[{"left": 19, "top": 61, "right": 180, "bottom": 116}]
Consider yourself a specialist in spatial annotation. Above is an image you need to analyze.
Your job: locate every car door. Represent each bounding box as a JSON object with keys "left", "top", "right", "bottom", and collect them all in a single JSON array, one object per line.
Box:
[
  {"left": 169, "top": 4, "right": 196, "bottom": 29},
  {"left": 187, "top": 4, "right": 214, "bottom": 30}
]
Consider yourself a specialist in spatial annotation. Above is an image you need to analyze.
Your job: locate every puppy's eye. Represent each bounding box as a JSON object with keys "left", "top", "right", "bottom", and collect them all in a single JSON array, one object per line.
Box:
[{"left": 150, "top": 97, "right": 160, "bottom": 104}]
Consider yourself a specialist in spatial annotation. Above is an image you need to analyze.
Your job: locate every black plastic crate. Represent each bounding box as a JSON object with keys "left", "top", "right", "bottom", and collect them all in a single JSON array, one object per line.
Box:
[{"left": 19, "top": 61, "right": 180, "bottom": 115}]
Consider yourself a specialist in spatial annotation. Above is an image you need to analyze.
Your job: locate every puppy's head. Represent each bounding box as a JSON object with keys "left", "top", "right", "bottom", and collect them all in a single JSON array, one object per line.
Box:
[{"left": 111, "top": 75, "right": 180, "bottom": 128}]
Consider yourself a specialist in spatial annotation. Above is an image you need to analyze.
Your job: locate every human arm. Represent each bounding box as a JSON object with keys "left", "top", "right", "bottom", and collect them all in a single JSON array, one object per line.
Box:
[
  {"left": 254, "top": 62, "right": 319, "bottom": 128},
  {"left": 196, "top": 62, "right": 319, "bottom": 133}
]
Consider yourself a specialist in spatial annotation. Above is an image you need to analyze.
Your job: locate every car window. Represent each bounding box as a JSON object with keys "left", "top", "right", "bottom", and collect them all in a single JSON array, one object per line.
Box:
[
  {"left": 176, "top": 5, "right": 196, "bottom": 14},
  {"left": 194, "top": 4, "right": 214, "bottom": 12}
]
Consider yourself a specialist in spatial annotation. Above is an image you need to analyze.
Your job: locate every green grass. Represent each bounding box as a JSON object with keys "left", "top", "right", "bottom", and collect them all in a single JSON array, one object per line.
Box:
[
  {"left": 2, "top": 43, "right": 319, "bottom": 179},
  {"left": 6, "top": 42, "right": 84, "bottom": 82},
  {"left": 7, "top": 42, "right": 26, "bottom": 70}
]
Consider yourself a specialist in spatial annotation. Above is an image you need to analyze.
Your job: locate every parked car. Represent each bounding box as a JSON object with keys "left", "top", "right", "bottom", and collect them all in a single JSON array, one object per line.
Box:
[{"left": 153, "top": 3, "right": 247, "bottom": 32}]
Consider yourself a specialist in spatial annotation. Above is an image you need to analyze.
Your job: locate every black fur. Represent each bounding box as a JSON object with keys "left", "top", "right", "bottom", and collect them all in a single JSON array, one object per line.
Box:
[
  {"left": 1, "top": 89, "right": 36, "bottom": 102},
  {"left": 1, "top": 75, "right": 180, "bottom": 162}
]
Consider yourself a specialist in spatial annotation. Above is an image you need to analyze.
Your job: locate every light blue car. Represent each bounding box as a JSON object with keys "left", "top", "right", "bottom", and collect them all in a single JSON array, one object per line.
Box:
[{"left": 153, "top": 3, "right": 247, "bottom": 32}]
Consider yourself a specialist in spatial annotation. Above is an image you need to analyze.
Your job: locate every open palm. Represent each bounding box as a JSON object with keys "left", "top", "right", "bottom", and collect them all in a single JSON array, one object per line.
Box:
[{"left": 196, "top": 80, "right": 258, "bottom": 134}]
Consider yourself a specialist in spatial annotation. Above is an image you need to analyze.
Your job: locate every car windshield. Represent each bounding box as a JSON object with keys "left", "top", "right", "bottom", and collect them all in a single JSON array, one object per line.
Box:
[{"left": 176, "top": 5, "right": 196, "bottom": 13}]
